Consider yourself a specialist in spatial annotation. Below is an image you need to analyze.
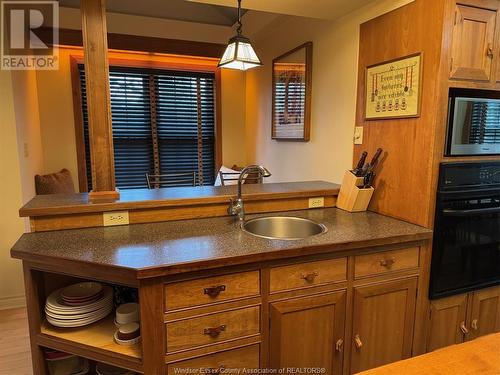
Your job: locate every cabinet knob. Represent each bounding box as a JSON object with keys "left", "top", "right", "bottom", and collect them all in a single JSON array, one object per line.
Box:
[
  {"left": 379, "top": 258, "right": 396, "bottom": 268},
  {"left": 471, "top": 319, "right": 479, "bottom": 330},
  {"left": 335, "top": 338, "right": 344, "bottom": 352},
  {"left": 487, "top": 43, "right": 494, "bottom": 59},
  {"left": 301, "top": 272, "right": 319, "bottom": 283},
  {"left": 460, "top": 321, "right": 469, "bottom": 334},
  {"left": 204, "top": 325, "right": 226, "bottom": 338},
  {"left": 354, "top": 334, "right": 363, "bottom": 349},
  {"left": 204, "top": 285, "right": 226, "bottom": 298}
]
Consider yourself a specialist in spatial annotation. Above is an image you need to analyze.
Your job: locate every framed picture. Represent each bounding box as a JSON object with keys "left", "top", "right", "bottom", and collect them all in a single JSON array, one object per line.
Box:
[
  {"left": 272, "top": 42, "right": 313, "bottom": 141},
  {"left": 365, "top": 53, "right": 422, "bottom": 120}
]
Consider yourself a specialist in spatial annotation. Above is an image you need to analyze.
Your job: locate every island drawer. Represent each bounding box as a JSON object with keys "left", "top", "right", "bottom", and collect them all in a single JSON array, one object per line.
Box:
[
  {"left": 270, "top": 258, "right": 347, "bottom": 293},
  {"left": 354, "top": 247, "right": 420, "bottom": 279},
  {"left": 164, "top": 271, "right": 260, "bottom": 311},
  {"left": 166, "top": 344, "right": 260, "bottom": 375},
  {"left": 166, "top": 305, "right": 260, "bottom": 353}
]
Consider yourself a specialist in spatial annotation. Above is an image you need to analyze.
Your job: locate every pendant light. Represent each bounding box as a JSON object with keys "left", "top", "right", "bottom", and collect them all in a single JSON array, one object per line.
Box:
[{"left": 218, "top": 0, "right": 262, "bottom": 71}]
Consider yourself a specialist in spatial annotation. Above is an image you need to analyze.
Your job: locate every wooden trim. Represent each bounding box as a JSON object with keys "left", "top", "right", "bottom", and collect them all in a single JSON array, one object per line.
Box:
[
  {"left": 70, "top": 56, "right": 89, "bottom": 192},
  {"left": 39, "top": 27, "right": 226, "bottom": 58},
  {"left": 80, "top": 0, "right": 118, "bottom": 198},
  {"left": 271, "top": 41, "right": 313, "bottom": 142},
  {"left": 215, "top": 69, "right": 223, "bottom": 172}
]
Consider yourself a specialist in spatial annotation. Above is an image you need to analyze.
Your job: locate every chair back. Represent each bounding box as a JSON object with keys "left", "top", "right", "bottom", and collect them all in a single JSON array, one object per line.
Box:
[{"left": 145, "top": 172, "right": 197, "bottom": 189}]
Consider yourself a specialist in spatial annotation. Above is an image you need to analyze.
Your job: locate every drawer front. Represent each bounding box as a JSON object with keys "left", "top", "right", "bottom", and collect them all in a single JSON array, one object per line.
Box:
[
  {"left": 270, "top": 258, "right": 347, "bottom": 293},
  {"left": 165, "top": 271, "right": 260, "bottom": 311},
  {"left": 166, "top": 344, "right": 260, "bottom": 375},
  {"left": 166, "top": 306, "right": 260, "bottom": 353},
  {"left": 354, "top": 247, "right": 420, "bottom": 279}
]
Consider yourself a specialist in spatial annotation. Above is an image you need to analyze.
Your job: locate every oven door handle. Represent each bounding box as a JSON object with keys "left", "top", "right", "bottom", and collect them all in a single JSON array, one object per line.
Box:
[{"left": 442, "top": 206, "right": 500, "bottom": 216}]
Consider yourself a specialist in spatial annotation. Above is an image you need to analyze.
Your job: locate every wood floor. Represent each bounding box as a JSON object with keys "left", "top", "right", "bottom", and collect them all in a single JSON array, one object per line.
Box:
[{"left": 0, "top": 308, "right": 32, "bottom": 375}]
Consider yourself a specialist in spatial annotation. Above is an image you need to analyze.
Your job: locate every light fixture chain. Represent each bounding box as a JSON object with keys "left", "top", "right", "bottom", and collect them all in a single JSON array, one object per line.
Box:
[{"left": 237, "top": 0, "right": 243, "bottom": 35}]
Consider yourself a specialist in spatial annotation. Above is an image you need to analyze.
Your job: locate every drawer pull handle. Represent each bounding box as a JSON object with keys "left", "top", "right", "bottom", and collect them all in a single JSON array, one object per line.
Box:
[
  {"left": 354, "top": 334, "right": 363, "bottom": 349},
  {"left": 204, "top": 285, "right": 226, "bottom": 298},
  {"left": 204, "top": 366, "right": 226, "bottom": 374},
  {"left": 379, "top": 258, "right": 396, "bottom": 268},
  {"left": 335, "top": 338, "right": 344, "bottom": 352},
  {"left": 460, "top": 321, "right": 469, "bottom": 334},
  {"left": 204, "top": 325, "right": 226, "bottom": 338},
  {"left": 471, "top": 319, "right": 478, "bottom": 330},
  {"left": 301, "top": 272, "right": 319, "bottom": 283}
]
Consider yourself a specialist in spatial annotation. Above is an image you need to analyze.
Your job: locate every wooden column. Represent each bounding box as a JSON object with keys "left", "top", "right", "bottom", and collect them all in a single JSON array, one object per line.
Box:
[{"left": 80, "top": 0, "right": 119, "bottom": 200}]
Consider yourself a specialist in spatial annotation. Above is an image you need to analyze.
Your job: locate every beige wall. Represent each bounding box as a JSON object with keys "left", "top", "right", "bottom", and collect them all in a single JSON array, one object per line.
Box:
[
  {"left": 0, "top": 70, "right": 44, "bottom": 309},
  {"left": 245, "top": 0, "right": 414, "bottom": 183}
]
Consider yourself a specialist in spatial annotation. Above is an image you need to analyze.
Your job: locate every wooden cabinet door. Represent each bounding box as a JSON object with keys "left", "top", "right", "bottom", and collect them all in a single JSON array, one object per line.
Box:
[
  {"left": 426, "top": 294, "right": 468, "bottom": 352},
  {"left": 269, "top": 291, "right": 346, "bottom": 374},
  {"left": 468, "top": 286, "right": 500, "bottom": 340},
  {"left": 450, "top": 4, "right": 497, "bottom": 81},
  {"left": 350, "top": 278, "right": 417, "bottom": 374}
]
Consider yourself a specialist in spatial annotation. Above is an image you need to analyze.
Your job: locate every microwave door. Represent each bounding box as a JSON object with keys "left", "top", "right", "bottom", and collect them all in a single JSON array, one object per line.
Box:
[{"left": 448, "top": 96, "right": 500, "bottom": 156}]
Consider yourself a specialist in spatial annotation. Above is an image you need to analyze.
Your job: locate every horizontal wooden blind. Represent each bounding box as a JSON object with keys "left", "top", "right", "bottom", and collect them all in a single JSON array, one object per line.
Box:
[
  {"left": 469, "top": 102, "right": 500, "bottom": 144},
  {"left": 79, "top": 65, "right": 215, "bottom": 190}
]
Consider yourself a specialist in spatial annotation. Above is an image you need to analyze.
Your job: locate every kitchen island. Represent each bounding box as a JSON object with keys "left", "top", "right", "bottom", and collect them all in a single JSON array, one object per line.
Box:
[{"left": 12, "top": 207, "right": 432, "bottom": 374}]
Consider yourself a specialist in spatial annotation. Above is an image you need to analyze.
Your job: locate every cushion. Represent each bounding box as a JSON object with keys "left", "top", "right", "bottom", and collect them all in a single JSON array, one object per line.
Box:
[{"left": 35, "top": 169, "right": 76, "bottom": 195}]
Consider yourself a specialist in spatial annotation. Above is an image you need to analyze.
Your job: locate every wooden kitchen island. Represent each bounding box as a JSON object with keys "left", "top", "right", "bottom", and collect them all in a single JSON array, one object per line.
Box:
[{"left": 11, "top": 189, "right": 433, "bottom": 374}]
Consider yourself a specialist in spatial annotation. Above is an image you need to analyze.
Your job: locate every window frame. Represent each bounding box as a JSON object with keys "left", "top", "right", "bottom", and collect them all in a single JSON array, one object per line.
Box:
[{"left": 70, "top": 53, "right": 222, "bottom": 192}]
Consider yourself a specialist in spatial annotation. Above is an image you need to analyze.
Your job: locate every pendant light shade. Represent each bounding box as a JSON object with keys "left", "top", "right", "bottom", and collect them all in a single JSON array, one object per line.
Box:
[{"left": 218, "top": 0, "right": 262, "bottom": 71}]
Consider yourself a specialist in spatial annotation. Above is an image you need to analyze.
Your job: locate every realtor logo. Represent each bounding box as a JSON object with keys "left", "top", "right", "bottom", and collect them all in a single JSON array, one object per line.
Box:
[{"left": 1, "top": 0, "right": 59, "bottom": 70}]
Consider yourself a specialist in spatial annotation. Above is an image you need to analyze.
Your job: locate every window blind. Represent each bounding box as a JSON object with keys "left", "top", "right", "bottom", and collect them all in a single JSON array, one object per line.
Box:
[
  {"left": 79, "top": 65, "right": 216, "bottom": 190},
  {"left": 469, "top": 102, "right": 500, "bottom": 144}
]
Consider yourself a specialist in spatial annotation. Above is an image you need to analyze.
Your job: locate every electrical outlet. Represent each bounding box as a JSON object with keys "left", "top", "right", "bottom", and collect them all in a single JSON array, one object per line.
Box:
[
  {"left": 354, "top": 126, "right": 363, "bottom": 145},
  {"left": 103, "top": 211, "right": 129, "bottom": 226},
  {"left": 309, "top": 197, "right": 325, "bottom": 208}
]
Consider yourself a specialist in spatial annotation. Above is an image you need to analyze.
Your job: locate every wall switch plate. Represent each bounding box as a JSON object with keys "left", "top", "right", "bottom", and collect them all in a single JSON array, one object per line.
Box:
[
  {"left": 309, "top": 197, "right": 325, "bottom": 208},
  {"left": 354, "top": 126, "right": 363, "bottom": 145},
  {"left": 103, "top": 211, "right": 129, "bottom": 226}
]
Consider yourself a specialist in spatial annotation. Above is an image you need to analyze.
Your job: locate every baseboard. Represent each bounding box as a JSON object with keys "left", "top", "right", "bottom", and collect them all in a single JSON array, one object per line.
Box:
[{"left": 0, "top": 294, "right": 26, "bottom": 310}]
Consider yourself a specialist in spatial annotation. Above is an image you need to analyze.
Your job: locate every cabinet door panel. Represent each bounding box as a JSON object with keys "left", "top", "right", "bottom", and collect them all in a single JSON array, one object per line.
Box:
[
  {"left": 270, "top": 291, "right": 346, "bottom": 375},
  {"left": 350, "top": 278, "right": 417, "bottom": 374},
  {"left": 468, "top": 286, "right": 500, "bottom": 340},
  {"left": 427, "top": 294, "right": 468, "bottom": 352},
  {"left": 450, "top": 4, "right": 497, "bottom": 81}
]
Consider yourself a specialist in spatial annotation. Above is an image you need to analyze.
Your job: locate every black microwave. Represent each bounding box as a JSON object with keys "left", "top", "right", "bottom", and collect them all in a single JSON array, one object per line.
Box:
[{"left": 445, "top": 88, "right": 500, "bottom": 156}]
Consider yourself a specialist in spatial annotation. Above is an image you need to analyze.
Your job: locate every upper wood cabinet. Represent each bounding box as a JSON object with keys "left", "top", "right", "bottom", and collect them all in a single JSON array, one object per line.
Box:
[
  {"left": 450, "top": 3, "right": 498, "bottom": 81},
  {"left": 269, "top": 291, "right": 346, "bottom": 374},
  {"left": 349, "top": 278, "right": 417, "bottom": 374}
]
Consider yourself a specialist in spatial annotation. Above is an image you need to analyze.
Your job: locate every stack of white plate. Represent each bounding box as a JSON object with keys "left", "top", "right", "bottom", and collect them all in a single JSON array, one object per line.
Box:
[{"left": 45, "top": 283, "right": 113, "bottom": 328}]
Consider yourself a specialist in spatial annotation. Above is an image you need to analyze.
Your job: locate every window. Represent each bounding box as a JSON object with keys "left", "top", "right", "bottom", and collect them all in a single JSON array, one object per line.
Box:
[{"left": 78, "top": 65, "right": 216, "bottom": 190}]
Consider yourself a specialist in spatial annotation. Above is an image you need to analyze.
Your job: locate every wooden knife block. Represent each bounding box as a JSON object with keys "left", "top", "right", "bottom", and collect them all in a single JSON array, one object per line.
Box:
[{"left": 336, "top": 170, "right": 374, "bottom": 212}]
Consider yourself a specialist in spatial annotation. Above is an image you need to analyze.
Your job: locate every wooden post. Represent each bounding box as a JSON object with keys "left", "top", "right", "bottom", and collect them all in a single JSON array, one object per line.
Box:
[{"left": 80, "top": 0, "right": 119, "bottom": 200}]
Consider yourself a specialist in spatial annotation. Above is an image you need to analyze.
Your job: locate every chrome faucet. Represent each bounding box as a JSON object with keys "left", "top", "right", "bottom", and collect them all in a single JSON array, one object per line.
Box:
[{"left": 228, "top": 165, "right": 272, "bottom": 224}]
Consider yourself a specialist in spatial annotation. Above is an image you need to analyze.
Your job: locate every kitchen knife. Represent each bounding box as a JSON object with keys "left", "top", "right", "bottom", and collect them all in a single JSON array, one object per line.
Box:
[
  {"left": 353, "top": 151, "right": 368, "bottom": 176},
  {"left": 368, "top": 148, "right": 383, "bottom": 170}
]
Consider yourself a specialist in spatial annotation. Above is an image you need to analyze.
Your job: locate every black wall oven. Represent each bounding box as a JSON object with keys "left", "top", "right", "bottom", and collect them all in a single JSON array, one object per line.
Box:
[{"left": 430, "top": 161, "right": 500, "bottom": 299}]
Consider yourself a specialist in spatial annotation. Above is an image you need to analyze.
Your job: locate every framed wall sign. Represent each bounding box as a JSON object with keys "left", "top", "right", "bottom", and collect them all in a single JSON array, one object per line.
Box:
[
  {"left": 272, "top": 42, "right": 312, "bottom": 141},
  {"left": 365, "top": 53, "right": 422, "bottom": 120}
]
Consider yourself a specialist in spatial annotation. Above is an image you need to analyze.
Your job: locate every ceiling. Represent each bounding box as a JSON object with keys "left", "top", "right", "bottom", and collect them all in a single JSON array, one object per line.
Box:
[
  {"left": 58, "top": 0, "right": 246, "bottom": 26},
  {"left": 188, "top": 0, "right": 375, "bottom": 20}
]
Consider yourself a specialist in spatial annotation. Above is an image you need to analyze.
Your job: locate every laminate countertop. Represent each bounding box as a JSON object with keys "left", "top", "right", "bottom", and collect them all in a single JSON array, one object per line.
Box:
[
  {"left": 11, "top": 208, "right": 432, "bottom": 280},
  {"left": 357, "top": 333, "right": 500, "bottom": 375}
]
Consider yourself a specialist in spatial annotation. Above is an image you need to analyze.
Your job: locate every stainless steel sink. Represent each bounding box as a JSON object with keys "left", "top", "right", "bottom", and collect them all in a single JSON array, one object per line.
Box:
[{"left": 242, "top": 216, "right": 327, "bottom": 240}]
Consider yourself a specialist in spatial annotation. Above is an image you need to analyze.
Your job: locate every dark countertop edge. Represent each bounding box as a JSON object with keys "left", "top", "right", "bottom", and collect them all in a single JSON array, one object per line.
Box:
[
  {"left": 11, "top": 231, "right": 432, "bottom": 280},
  {"left": 19, "top": 182, "right": 340, "bottom": 217}
]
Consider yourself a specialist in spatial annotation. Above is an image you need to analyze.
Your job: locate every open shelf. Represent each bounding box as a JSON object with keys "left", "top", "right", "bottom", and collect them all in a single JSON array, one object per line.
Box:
[{"left": 38, "top": 315, "right": 142, "bottom": 373}]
